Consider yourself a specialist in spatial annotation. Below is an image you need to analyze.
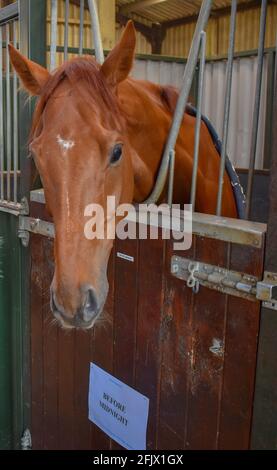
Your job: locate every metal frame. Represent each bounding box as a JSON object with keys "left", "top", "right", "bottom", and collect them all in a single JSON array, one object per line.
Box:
[
  {"left": 144, "top": 0, "right": 213, "bottom": 204},
  {"left": 0, "top": 0, "right": 47, "bottom": 450},
  {"left": 216, "top": 0, "right": 237, "bottom": 215},
  {"left": 251, "top": 32, "right": 277, "bottom": 449},
  {"left": 50, "top": 0, "right": 105, "bottom": 70},
  {"left": 17, "top": 0, "right": 47, "bottom": 451},
  {"left": 0, "top": 0, "right": 273, "bottom": 449},
  {"left": 0, "top": 1, "right": 20, "bottom": 214},
  {"left": 245, "top": 0, "right": 268, "bottom": 217},
  {"left": 29, "top": 187, "right": 266, "bottom": 249}
]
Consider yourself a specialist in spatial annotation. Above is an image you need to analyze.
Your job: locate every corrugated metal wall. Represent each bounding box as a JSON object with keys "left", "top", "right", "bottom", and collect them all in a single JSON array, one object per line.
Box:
[
  {"left": 133, "top": 54, "right": 270, "bottom": 170},
  {"left": 202, "top": 55, "right": 269, "bottom": 169},
  {"left": 132, "top": 58, "right": 185, "bottom": 87}
]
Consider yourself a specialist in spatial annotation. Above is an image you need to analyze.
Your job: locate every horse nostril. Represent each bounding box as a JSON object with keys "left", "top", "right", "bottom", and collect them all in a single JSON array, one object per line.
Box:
[
  {"left": 50, "top": 288, "right": 59, "bottom": 313},
  {"left": 81, "top": 288, "right": 99, "bottom": 323}
]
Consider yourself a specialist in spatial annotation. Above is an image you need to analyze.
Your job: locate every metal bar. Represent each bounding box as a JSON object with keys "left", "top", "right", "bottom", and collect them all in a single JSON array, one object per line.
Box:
[
  {"left": 263, "top": 50, "right": 275, "bottom": 169},
  {"left": 167, "top": 149, "right": 176, "bottom": 206},
  {"left": 30, "top": 188, "right": 266, "bottom": 248},
  {"left": 251, "top": 29, "right": 277, "bottom": 449},
  {"left": 64, "top": 0, "right": 69, "bottom": 61},
  {"left": 50, "top": 0, "right": 58, "bottom": 71},
  {"left": 190, "top": 31, "right": 206, "bottom": 211},
  {"left": 6, "top": 22, "right": 11, "bottom": 201},
  {"left": 245, "top": 0, "right": 268, "bottom": 219},
  {"left": 46, "top": 44, "right": 276, "bottom": 63},
  {"left": 0, "top": 200, "right": 22, "bottom": 216},
  {"left": 88, "top": 0, "right": 104, "bottom": 64},
  {"left": 79, "top": 0, "right": 84, "bottom": 55},
  {"left": 144, "top": 0, "right": 212, "bottom": 204},
  {"left": 171, "top": 255, "right": 259, "bottom": 302},
  {"left": 216, "top": 0, "right": 237, "bottom": 216},
  {"left": 13, "top": 21, "right": 18, "bottom": 203},
  {"left": 0, "top": 2, "right": 19, "bottom": 25},
  {"left": 0, "top": 27, "right": 4, "bottom": 201}
]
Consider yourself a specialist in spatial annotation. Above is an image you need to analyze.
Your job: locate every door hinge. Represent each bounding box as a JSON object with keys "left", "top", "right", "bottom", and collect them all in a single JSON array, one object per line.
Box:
[
  {"left": 171, "top": 256, "right": 277, "bottom": 310},
  {"left": 21, "top": 428, "right": 32, "bottom": 450},
  {"left": 18, "top": 216, "right": 55, "bottom": 242}
]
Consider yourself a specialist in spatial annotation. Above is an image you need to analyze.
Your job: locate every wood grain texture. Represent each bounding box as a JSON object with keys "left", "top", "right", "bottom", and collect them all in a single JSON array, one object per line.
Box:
[{"left": 30, "top": 202, "right": 265, "bottom": 450}]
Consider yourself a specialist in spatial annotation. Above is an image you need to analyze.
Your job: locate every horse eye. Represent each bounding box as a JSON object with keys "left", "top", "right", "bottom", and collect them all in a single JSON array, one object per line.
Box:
[{"left": 110, "top": 144, "right": 123, "bottom": 165}]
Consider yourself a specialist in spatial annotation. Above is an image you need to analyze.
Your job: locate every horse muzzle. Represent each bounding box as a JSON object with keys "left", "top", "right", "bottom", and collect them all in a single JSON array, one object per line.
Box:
[{"left": 50, "top": 285, "right": 100, "bottom": 329}]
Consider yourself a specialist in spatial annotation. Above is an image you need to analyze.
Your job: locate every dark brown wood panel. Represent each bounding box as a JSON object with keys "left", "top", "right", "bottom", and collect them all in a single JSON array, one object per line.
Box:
[
  {"left": 157, "top": 237, "right": 195, "bottom": 449},
  {"left": 218, "top": 243, "right": 265, "bottom": 450},
  {"left": 112, "top": 237, "right": 139, "bottom": 450},
  {"left": 90, "top": 250, "right": 115, "bottom": 451},
  {"left": 41, "top": 238, "right": 59, "bottom": 450},
  {"left": 252, "top": 73, "right": 277, "bottom": 449},
  {"left": 30, "top": 201, "right": 265, "bottom": 450},
  {"left": 30, "top": 234, "right": 44, "bottom": 450},
  {"left": 135, "top": 236, "right": 165, "bottom": 449},
  {"left": 73, "top": 329, "right": 91, "bottom": 449},
  {"left": 186, "top": 238, "right": 229, "bottom": 450},
  {"left": 113, "top": 237, "right": 139, "bottom": 385}
]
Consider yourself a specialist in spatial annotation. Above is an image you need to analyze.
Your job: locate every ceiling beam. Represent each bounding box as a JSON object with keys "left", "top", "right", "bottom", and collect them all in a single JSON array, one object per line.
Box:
[
  {"left": 162, "top": 0, "right": 273, "bottom": 29},
  {"left": 119, "top": 0, "right": 167, "bottom": 15},
  {"left": 116, "top": 11, "right": 152, "bottom": 39},
  {"left": 116, "top": 12, "right": 166, "bottom": 54}
]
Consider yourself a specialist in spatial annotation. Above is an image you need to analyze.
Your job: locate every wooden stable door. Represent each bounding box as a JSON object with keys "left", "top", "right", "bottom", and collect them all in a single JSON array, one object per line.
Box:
[{"left": 28, "top": 197, "right": 266, "bottom": 450}]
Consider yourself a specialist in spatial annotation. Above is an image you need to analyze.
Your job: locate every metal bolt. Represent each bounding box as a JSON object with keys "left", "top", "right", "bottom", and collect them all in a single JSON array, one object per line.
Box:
[
  {"left": 172, "top": 264, "right": 179, "bottom": 274},
  {"left": 30, "top": 219, "right": 39, "bottom": 230}
]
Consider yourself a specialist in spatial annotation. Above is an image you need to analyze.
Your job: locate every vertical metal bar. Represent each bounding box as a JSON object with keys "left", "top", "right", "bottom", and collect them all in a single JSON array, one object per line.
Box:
[
  {"left": 50, "top": 0, "right": 58, "bottom": 71},
  {"left": 167, "top": 149, "right": 176, "bottom": 206},
  {"left": 262, "top": 51, "right": 274, "bottom": 169},
  {"left": 190, "top": 31, "right": 206, "bottom": 211},
  {"left": 88, "top": 0, "right": 104, "bottom": 64},
  {"left": 6, "top": 22, "right": 11, "bottom": 201},
  {"left": 0, "top": 27, "right": 4, "bottom": 201},
  {"left": 13, "top": 21, "right": 18, "bottom": 203},
  {"left": 64, "top": 0, "right": 69, "bottom": 61},
  {"left": 216, "top": 0, "right": 237, "bottom": 216},
  {"left": 245, "top": 0, "right": 268, "bottom": 219},
  {"left": 144, "top": 0, "right": 213, "bottom": 204},
  {"left": 79, "top": 0, "right": 84, "bottom": 55}
]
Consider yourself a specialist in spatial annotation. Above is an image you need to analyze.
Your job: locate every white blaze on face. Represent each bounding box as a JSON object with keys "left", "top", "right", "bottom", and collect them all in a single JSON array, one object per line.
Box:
[{"left": 57, "top": 134, "right": 75, "bottom": 155}]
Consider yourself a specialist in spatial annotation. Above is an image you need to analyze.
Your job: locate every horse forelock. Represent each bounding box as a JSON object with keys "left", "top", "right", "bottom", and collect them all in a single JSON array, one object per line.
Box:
[{"left": 30, "top": 56, "right": 122, "bottom": 141}]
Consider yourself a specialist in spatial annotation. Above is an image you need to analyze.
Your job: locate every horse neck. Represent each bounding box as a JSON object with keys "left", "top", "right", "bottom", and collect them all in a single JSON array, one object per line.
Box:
[{"left": 118, "top": 78, "right": 172, "bottom": 201}]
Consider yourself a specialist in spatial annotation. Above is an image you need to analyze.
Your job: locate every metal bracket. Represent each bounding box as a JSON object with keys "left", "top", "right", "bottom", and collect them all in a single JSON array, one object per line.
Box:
[
  {"left": 171, "top": 255, "right": 258, "bottom": 302},
  {"left": 256, "top": 271, "right": 277, "bottom": 311},
  {"left": 18, "top": 216, "right": 55, "bottom": 239},
  {"left": 21, "top": 428, "right": 32, "bottom": 450},
  {"left": 19, "top": 196, "right": 29, "bottom": 216},
  {"left": 171, "top": 256, "right": 277, "bottom": 311},
  {"left": 18, "top": 229, "right": 30, "bottom": 247},
  {"left": 18, "top": 215, "right": 54, "bottom": 246}
]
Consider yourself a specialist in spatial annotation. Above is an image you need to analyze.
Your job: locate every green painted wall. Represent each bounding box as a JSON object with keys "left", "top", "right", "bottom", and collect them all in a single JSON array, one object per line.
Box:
[{"left": 0, "top": 212, "right": 21, "bottom": 449}]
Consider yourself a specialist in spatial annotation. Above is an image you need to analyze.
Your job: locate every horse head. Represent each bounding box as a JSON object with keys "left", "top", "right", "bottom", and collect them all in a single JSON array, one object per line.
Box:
[{"left": 9, "top": 21, "right": 137, "bottom": 329}]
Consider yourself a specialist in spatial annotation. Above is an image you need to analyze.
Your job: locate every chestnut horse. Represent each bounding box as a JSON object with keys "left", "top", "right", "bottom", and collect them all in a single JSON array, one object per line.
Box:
[{"left": 9, "top": 21, "right": 237, "bottom": 329}]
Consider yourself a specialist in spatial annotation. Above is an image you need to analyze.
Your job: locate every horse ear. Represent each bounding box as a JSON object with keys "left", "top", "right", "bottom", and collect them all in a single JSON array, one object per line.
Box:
[
  {"left": 8, "top": 44, "right": 50, "bottom": 95},
  {"left": 100, "top": 20, "right": 136, "bottom": 88}
]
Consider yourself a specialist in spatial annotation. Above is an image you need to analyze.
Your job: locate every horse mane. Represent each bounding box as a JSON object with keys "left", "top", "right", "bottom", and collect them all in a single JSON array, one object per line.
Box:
[
  {"left": 30, "top": 56, "right": 121, "bottom": 140},
  {"left": 160, "top": 85, "right": 195, "bottom": 115}
]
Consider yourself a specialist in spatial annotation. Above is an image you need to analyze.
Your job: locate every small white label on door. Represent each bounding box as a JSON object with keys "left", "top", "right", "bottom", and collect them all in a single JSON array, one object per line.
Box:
[
  {"left": 88, "top": 363, "right": 149, "bottom": 450},
  {"left": 116, "top": 252, "right": 134, "bottom": 263}
]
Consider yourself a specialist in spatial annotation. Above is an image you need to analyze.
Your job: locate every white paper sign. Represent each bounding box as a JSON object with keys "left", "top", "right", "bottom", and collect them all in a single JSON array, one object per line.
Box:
[{"left": 88, "top": 363, "right": 149, "bottom": 450}]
